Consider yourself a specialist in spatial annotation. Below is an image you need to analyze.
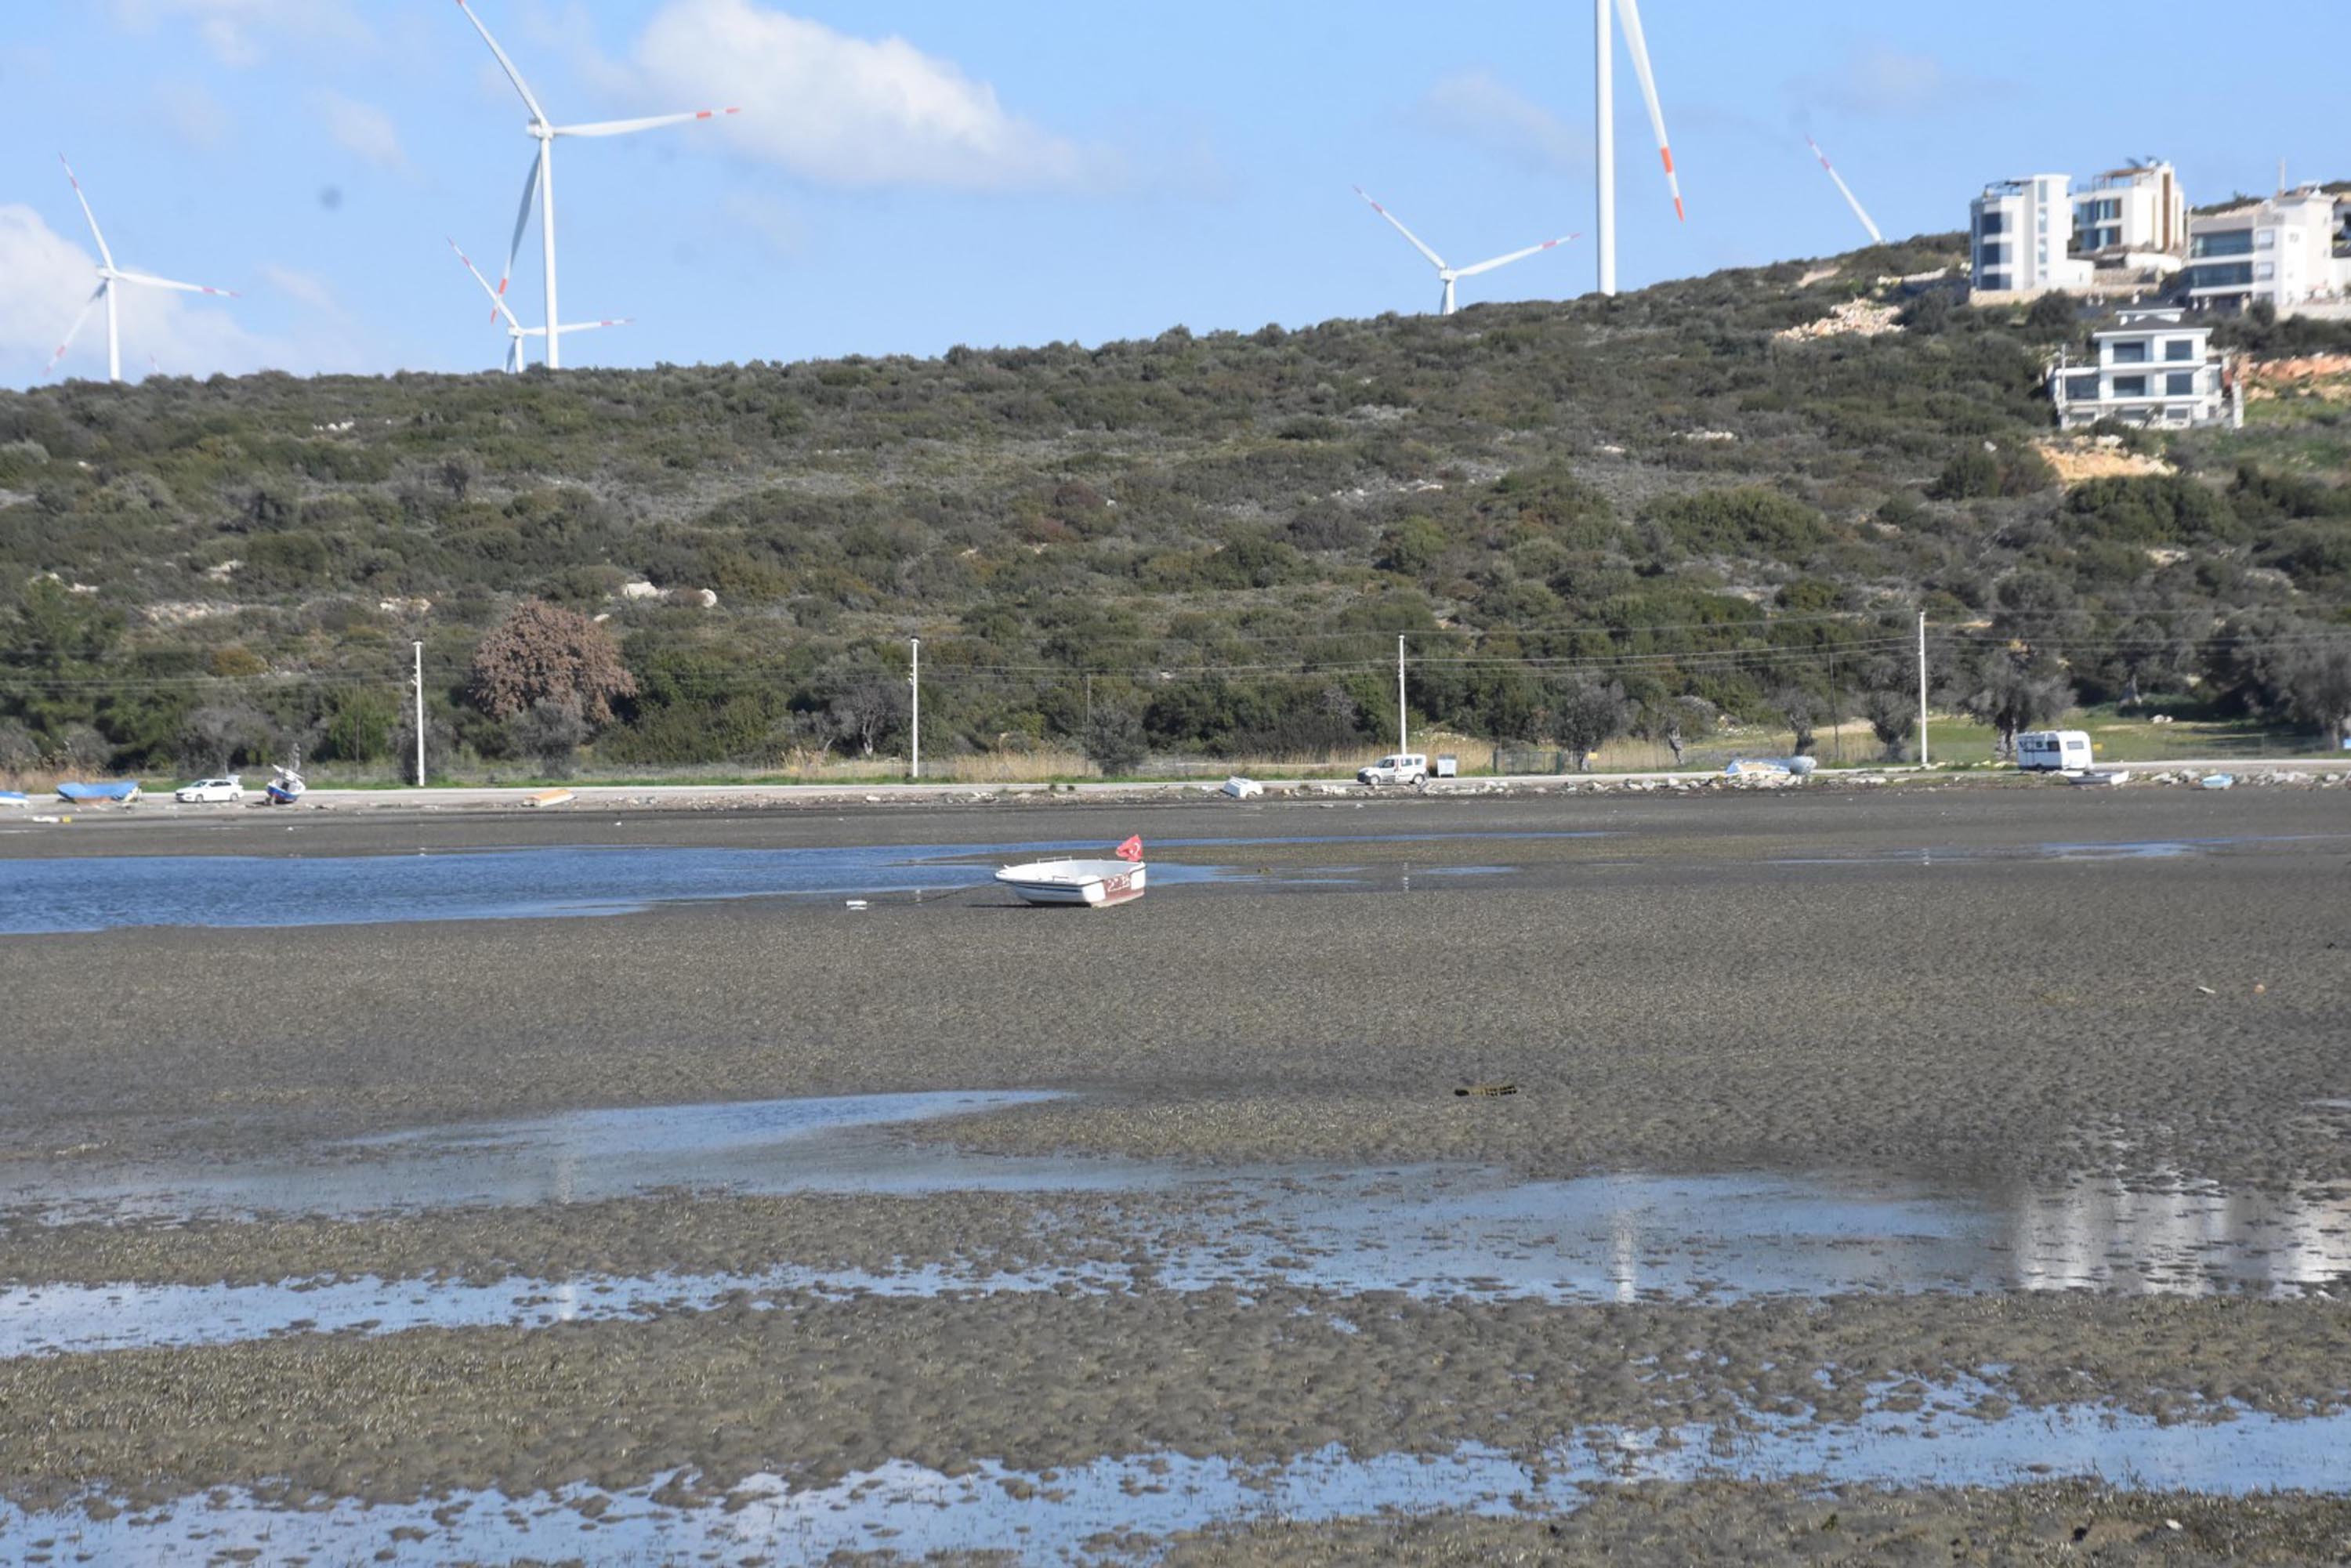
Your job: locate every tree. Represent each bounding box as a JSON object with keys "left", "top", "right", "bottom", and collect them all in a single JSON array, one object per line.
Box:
[
  {"left": 1548, "top": 675, "right": 1630, "bottom": 772},
  {"left": 176, "top": 701, "right": 277, "bottom": 774},
  {"left": 2277, "top": 644, "right": 2351, "bottom": 746},
  {"left": 0, "top": 719, "right": 37, "bottom": 780},
  {"left": 1640, "top": 694, "right": 1715, "bottom": 767},
  {"left": 466, "top": 599, "right": 636, "bottom": 726},
  {"left": 813, "top": 651, "right": 905, "bottom": 757},
  {"left": 1958, "top": 647, "right": 2074, "bottom": 759},
  {"left": 1773, "top": 685, "right": 1820, "bottom": 756},
  {"left": 1082, "top": 705, "right": 1147, "bottom": 776},
  {"left": 1862, "top": 688, "right": 1916, "bottom": 762},
  {"left": 508, "top": 697, "right": 591, "bottom": 775}
]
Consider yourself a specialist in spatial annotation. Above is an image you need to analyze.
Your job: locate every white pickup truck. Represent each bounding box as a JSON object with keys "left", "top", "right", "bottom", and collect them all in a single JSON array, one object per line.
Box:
[{"left": 1357, "top": 751, "right": 1429, "bottom": 786}]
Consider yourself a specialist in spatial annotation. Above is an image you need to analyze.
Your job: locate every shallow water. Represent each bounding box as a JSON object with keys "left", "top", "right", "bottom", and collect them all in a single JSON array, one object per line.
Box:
[
  {"left": 7, "top": 1094, "right": 2349, "bottom": 1357},
  {"left": 1770, "top": 832, "right": 2347, "bottom": 867},
  {"left": 0, "top": 831, "right": 1599, "bottom": 933},
  {"left": 7, "top": 1396, "right": 2348, "bottom": 1563}
]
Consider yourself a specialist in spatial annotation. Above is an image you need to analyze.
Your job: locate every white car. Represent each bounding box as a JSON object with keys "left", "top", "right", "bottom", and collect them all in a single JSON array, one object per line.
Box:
[
  {"left": 1356, "top": 751, "right": 1429, "bottom": 786},
  {"left": 175, "top": 776, "right": 245, "bottom": 804}
]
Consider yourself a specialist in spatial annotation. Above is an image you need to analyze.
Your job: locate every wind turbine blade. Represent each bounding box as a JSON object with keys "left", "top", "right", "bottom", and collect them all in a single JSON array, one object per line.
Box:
[
  {"left": 57, "top": 156, "right": 115, "bottom": 270},
  {"left": 449, "top": 238, "right": 524, "bottom": 330},
  {"left": 112, "top": 270, "right": 239, "bottom": 297},
  {"left": 553, "top": 319, "right": 632, "bottom": 331},
  {"left": 1806, "top": 136, "right": 1883, "bottom": 244},
  {"left": 505, "top": 336, "right": 521, "bottom": 373},
  {"left": 499, "top": 149, "right": 544, "bottom": 299},
  {"left": 455, "top": 0, "right": 548, "bottom": 124},
  {"left": 1353, "top": 186, "right": 1447, "bottom": 272},
  {"left": 1612, "top": 0, "right": 1684, "bottom": 221},
  {"left": 556, "top": 107, "right": 739, "bottom": 138},
  {"left": 45, "top": 283, "right": 107, "bottom": 377},
  {"left": 1454, "top": 234, "right": 1580, "bottom": 279}
]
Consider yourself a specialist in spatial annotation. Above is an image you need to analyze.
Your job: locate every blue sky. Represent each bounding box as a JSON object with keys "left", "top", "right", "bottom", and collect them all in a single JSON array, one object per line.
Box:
[{"left": 3, "top": 0, "right": 2346, "bottom": 386}]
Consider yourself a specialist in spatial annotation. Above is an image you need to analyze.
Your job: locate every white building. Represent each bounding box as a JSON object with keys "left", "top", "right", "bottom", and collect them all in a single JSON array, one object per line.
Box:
[
  {"left": 2070, "top": 163, "right": 2186, "bottom": 271},
  {"left": 2184, "top": 189, "right": 2351, "bottom": 315},
  {"left": 1971, "top": 175, "right": 2094, "bottom": 299},
  {"left": 2049, "top": 306, "right": 2230, "bottom": 429}
]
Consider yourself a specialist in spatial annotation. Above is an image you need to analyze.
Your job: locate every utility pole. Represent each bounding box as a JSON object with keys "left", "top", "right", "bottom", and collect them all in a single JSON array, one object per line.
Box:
[
  {"left": 909, "top": 636, "right": 921, "bottom": 780},
  {"left": 1916, "top": 612, "right": 1930, "bottom": 769},
  {"left": 412, "top": 640, "right": 426, "bottom": 788},
  {"left": 1396, "top": 635, "right": 1408, "bottom": 751}
]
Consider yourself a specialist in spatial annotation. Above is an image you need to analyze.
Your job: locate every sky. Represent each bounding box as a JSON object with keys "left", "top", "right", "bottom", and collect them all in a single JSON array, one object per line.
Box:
[{"left": 2, "top": 0, "right": 2346, "bottom": 387}]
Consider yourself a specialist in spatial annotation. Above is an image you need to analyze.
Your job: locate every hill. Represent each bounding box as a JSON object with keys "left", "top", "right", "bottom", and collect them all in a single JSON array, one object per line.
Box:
[{"left": 4, "top": 233, "right": 2350, "bottom": 780}]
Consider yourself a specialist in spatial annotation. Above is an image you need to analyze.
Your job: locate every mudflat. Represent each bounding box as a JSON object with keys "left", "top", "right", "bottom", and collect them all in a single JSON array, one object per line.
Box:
[{"left": 2, "top": 784, "right": 2347, "bottom": 1559}]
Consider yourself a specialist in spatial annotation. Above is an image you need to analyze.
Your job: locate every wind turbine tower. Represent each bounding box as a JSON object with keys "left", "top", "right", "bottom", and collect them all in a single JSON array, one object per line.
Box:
[
  {"left": 46, "top": 158, "right": 239, "bottom": 383},
  {"left": 455, "top": 0, "right": 735, "bottom": 369},
  {"left": 1353, "top": 188, "right": 1577, "bottom": 315},
  {"left": 1592, "top": 0, "right": 1683, "bottom": 296}
]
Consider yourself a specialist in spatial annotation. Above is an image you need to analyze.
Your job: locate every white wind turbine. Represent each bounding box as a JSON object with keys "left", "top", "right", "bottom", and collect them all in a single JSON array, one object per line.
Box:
[
  {"left": 448, "top": 240, "right": 630, "bottom": 373},
  {"left": 1806, "top": 136, "right": 1884, "bottom": 245},
  {"left": 455, "top": 0, "right": 736, "bottom": 370},
  {"left": 45, "top": 157, "right": 239, "bottom": 384},
  {"left": 1592, "top": 0, "right": 1683, "bottom": 296},
  {"left": 1353, "top": 188, "right": 1577, "bottom": 315}
]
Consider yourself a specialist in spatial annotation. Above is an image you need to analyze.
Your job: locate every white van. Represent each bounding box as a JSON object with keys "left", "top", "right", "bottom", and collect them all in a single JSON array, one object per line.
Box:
[
  {"left": 2016, "top": 730, "right": 2093, "bottom": 772},
  {"left": 1357, "top": 752, "right": 1429, "bottom": 785}
]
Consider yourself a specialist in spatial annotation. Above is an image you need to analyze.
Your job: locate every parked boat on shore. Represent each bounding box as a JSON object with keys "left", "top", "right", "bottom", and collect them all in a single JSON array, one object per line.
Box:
[
  {"left": 56, "top": 780, "right": 141, "bottom": 804},
  {"left": 996, "top": 837, "right": 1148, "bottom": 907}
]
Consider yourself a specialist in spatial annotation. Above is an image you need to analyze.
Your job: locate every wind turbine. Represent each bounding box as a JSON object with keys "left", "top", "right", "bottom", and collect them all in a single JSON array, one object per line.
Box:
[
  {"left": 1353, "top": 188, "right": 1577, "bottom": 315},
  {"left": 455, "top": 0, "right": 735, "bottom": 370},
  {"left": 1806, "top": 136, "right": 1883, "bottom": 245},
  {"left": 45, "top": 157, "right": 238, "bottom": 383},
  {"left": 448, "top": 240, "right": 629, "bottom": 372},
  {"left": 1592, "top": 0, "right": 1683, "bottom": 296}
]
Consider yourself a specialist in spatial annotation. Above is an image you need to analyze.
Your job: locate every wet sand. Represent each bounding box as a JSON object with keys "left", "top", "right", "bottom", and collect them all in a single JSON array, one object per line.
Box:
[{"left": 2, "top": 788, "right": 2348, "bottom": 1557}]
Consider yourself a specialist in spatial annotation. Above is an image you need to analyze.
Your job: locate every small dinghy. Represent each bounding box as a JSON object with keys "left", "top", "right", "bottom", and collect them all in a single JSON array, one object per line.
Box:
[
  {"left": 265, "top": 763, "right": 307, "bottom": 805},
  {"left": 996, "top": 836, "right": 1147, "bottom": 907}
]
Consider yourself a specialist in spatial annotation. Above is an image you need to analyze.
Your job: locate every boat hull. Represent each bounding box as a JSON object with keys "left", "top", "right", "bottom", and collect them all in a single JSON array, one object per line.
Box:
[{"left": 994, "top": 859, "right": 1147, "bottom": 907}]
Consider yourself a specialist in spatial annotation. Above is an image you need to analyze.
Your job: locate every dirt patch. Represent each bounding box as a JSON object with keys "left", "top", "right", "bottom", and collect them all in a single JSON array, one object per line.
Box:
[{"left": 2035, "top": 439, "right": 2176, "bottom": 486}]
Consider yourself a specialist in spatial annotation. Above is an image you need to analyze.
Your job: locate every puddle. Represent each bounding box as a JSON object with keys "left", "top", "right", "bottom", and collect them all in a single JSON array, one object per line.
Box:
[
  {"left": 1772, "top": 833, "right": 2346, "bottom": 867},
  {"left": 8, "top": 1396, "right": 2348, "bottom": 1563},
  {"left": 0, "top": 832, "right": 1599, "bottom": 934},
  {"left": 7, "top": 1095, "right": 2349, "bottom": 1357}
]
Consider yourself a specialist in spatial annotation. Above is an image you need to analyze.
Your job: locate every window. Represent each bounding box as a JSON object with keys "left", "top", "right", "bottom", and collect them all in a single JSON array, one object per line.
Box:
[
  {"left": 2164, "top": 339, "right": 2196, "bottom": 360},
  {"left": 2114, "top": 375, "right": 2148, "bottom": 397},
  {"left": 1980, "top": 270, "right": 2011, "bottom": 292},
  {"left": 2065, "top": 373, "right": 2100, "bottom": 400},
  {"left": 2191, "top": 230, "right": 2254, "bottom": 258},
  {"left": 1977, "top": 211, "right": 2006, "bottom": 236},
  {"left": 2255, "top": 228, "right": 2276, "bottom": 248},
  {"left": 1977, "top": 242, "right": 2009, "bottom": 266},
  {"left": 2189, "top": 263, "right": 2254, "bottom": 289},
  {"left": 2166, "top": 372, "right": 2197, "bottom": 396},
  {"left": 2110, "top": 339, "right": 2150, "bottom": 364},
  {"left": 2255, "top": 261, "right": 2275, "bottom": 281}
]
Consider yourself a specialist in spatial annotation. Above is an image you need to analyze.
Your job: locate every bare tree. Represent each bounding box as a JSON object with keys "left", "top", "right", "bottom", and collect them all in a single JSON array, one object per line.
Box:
[
  {"left": 1958, "top": 647, "right": 2074, "bottom": 759},
  {"left": 466, "top": 599, "right": 636, "bottom": 726},
  {"left": 1862, "top": 689, "right": 1917, "bottom": 762},
  {"left": 1773, "top": 685, "right": 1820, "bottom": 757},
  {"left": 2278, "top": 644, "right": 2351, "bottom": 746},
  {"left": 815, "top": 653, "right": 906, "bottom": 757}
]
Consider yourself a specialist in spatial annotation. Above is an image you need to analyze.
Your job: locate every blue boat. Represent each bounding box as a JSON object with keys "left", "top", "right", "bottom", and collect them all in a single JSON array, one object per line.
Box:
[
  {"left": 0, "top": 791, "right": 28, "bottom": 808},
  {"left": 56, "top": 780, "right": 142, "bottom": 803}
]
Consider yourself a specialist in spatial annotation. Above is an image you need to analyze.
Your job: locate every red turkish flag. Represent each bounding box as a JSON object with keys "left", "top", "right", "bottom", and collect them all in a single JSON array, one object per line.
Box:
[{"left": 1114, "top": 835, "right": 1143, "bottom": 862}]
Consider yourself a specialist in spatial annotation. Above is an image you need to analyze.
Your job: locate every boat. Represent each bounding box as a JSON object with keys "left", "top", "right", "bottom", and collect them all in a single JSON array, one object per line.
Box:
[
  {"left": 56, "top": 780, "right": 141, "bottom": 803},
  {"left": 994, "top": 858, "right": 1148, "bottom": 907},
  {"left": 2060, "top": 769, "right": 2131, "bottom": 788},
  {"left": 2199, "top": 773, "right": 2234, "bottom": 791},
  {"left": 264, "top": 764, "right": 307, "bottom": 805},
  {"left": 0, "top": 791, "right": 27, "bottom": 809}
]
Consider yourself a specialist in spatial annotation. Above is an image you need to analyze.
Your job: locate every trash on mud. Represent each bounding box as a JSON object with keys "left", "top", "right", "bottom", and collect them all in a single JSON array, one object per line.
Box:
[
  {"left": 1222, "top": 776, "right": 1263, "bottom": 799},
  {"left": 521, "top": 788, "right": 574, "bottom": 809},
  {"left": 1455, "top": 1083, "right": 1519, "bottom": 1098}
]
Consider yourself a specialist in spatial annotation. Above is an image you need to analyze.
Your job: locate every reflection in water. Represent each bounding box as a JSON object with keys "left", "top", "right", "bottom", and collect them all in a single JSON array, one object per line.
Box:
[
  {"left": 8, "top": 1398, "right": 2349, "bottom": 1563},
  {"left": 2011, "top": 1175, "right": 2351, "bottom": 1295}
]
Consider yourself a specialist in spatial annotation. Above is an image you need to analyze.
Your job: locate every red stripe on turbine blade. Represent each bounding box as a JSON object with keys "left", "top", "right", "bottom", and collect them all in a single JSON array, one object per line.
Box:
[
  {"left": 1660, "top": 148, "right": 1675, "bottom": 176},
  {"left": 1674, "top": 197, "right": 1686, "bottom": 223},
  {"left": 696, "top": 110, "right": 712, "bottom": 118}
]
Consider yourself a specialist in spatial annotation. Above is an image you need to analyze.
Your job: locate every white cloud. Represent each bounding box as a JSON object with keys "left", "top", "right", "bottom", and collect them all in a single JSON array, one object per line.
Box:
[
  {"left": 104, "top": 0, "right": 371, "bottom": 68},
  {"left": 621, "top": 0, "right": 1116, "bottom": 190},
  {"left": 154, "top": 81, "right": 232, "bottom": 150},
  {"left": 310, "top": 89, "right": 411, "bottom": 172},
  {"left": 1788, "top": 45, "right": 2009, "bottom": 120},
  {"left": 0, "top": 205, "right": 307, "bottom": 386},
  {"left": 258, "top": 264, "right": 341, "bottom": 317},
  {"left": 1415, "top": 70, "right": 1588, "bottom": 175}
]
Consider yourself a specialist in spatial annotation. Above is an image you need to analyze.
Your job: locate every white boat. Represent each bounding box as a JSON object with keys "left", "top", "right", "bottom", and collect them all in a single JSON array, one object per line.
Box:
[
  {"left": 264, "top": 764, "right": 306, "bottom": 805},
  {"left": 994, "top": 857, "right": 1148, "bottom": 907},
  {"left": 2060, "top": 768, "right": 2131, "bottom": 788}
]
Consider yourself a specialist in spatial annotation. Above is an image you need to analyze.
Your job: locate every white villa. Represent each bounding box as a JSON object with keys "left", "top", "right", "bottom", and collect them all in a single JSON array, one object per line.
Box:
[{"left": 2049, "top": 306, "right": 2231, "bottom": 429}]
